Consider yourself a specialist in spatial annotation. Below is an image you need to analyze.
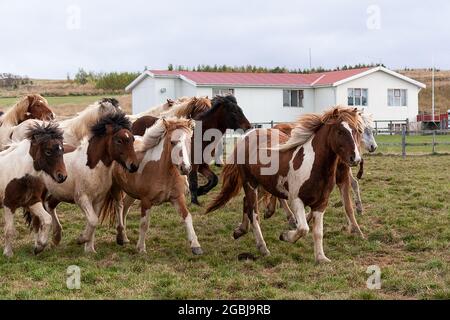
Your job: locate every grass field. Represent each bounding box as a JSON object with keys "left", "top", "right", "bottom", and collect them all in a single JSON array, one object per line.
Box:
[{"left": 0, "top": 155, "right": 448, "bottom": 300}]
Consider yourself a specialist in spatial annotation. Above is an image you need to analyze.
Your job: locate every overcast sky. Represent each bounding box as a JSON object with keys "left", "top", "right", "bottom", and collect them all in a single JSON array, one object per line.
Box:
[{"left": 0, "top": 0, "right": 449, "bottom": 79}]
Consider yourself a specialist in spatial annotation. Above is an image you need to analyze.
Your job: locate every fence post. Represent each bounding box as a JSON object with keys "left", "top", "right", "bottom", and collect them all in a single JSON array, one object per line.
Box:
[
  {"left": 270, "top": 120, "right": 274, "bottom": 128},
  {"left": 402, "top": 125, "right": 406, "bottom": 159},
  {"left": 390, "top": 121, "right": 393, "bottom": 135},
  {"left": 375, "top": 121, "right": 378, "bottom": 135},
  {"left": 432, "top": 130, "right": 436, "bottom": 154}
]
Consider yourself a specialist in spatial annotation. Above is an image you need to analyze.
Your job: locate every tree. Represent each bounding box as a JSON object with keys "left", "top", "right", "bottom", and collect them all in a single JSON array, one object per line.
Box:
[{"left": 75, "top": 68, "right": 89, "bottom": 85}]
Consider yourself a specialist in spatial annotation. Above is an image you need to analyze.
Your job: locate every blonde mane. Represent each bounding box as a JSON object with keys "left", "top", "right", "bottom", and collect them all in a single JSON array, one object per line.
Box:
[
  {"left": 0, "top": 94, "right": 47, "bottom": 126},
  {"left": 60, "top": 99, "right": 119, "bottom": 142},
  {"left": 278, "top": 106, "right": 364, "bottom": 151},
  {"left": 159, "top": 97, "right": 211, "bottom": 118},
  {"left": 136, "top": 117, "right": 195, "bottom": 153}
]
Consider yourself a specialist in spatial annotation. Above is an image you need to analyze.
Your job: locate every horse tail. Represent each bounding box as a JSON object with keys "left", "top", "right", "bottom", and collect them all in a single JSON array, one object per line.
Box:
[
  {"left": 205, "top": 163, "right": 242, "bottom": 213},
  {"left": 99, "top": 188, "right": 122, "bottom": 227}
]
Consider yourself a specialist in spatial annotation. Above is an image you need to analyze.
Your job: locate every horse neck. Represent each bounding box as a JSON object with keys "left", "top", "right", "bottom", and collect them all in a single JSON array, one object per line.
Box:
[
  {"left": 310, "top": 125, "right": 339, "bottom": 179},
  {"left": 196, "top": 107, "right": 227, "bottom": 133}
]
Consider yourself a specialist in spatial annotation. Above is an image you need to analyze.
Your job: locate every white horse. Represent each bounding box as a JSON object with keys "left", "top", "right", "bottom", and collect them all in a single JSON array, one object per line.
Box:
[
  {"left": 1, "top": 123, "right": 67, "bottom": 257},
  {"left": 126, "top": 98, "right": 176, "bottom": 122},
  {"left": 42, "top": 112, "right": 139, "bottom": 253}
]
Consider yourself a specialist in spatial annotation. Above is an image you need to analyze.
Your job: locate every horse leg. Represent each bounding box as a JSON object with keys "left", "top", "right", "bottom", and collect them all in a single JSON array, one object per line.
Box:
[
  {"left": 351, "top": 173, "right": 363, "bottom": 215},
  {"left": 28, "top": 202, "right": 52, "bottom": 254},
  {"left": 45, "top": 196, "right": 62, "bottom": 246},
  {"left": 244, "top": 184, "right": 270, "bottom": 256},
  {"left": 119, "top": 195, "right": 136, "bottom": 245},
  {"left": 76, "top": 196, "right": 98, "bottom": 253},
  {"left": 3, "top": 207, "right": 16, "bottom": 258},
  {"left": 339, "top": 178, "right": 364, "bottom": 238},
  {"left": 136, "top": 204, "right": 150, "bottom": 253},
  {"left": 280, "top": 198, "right": 309, "bottom": 243},
  {"left": 312, "top": 210, "right": 331, "bottom": 263},
  {"left": 233, "top": 196, "right": 250, "bottom": 239},
  {"left": 197, "top": 164, "right": 219, "bottom": 196},
  {"left": 172, "top": 196, "right": 203, "bottom": 255},
  {"left": 279, "top": 199, "right": 297, "bottom": 228},
  {"left": 263, "top": 194, "right": 277, "bottom": 220},
  {"left": 189, "top": 166, "right": 200, "bottom": 205}
]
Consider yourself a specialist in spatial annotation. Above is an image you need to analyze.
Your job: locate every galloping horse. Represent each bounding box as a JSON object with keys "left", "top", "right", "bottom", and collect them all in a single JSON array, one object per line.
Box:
[
  {"left": 99, "top": 118, "right": 202, "bottom": 255},
  {"left": 189, "top": 95, "right": 252, "bottom": 205},
  {"left": 42, "top": 111, "right": 139, "bottom": 253},
  {"left": 127, "top": 99, "right": 175, "bottom": 122},
  {"left": 1, "top": 123, "right": 67, "bottom": 257},
  {"left": 0, "top": 94, "right": 55, "bottom": 148},
  {"left": 206, "top": 107, "right": 364, "bottom": 263},
  {"left": 10, "top": 98, "right": 121, "bottom": 147},
  {"left": 262, "top": 110, "right": 377, "bottom": 237}
]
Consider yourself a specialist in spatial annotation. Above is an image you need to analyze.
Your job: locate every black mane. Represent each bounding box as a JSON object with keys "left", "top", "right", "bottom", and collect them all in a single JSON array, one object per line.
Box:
[
  {"left": 91, "top": 111, "right": 132, "bottom": 137},
  {"left": 211, "top": 95, "right": 237, "bottom": 107},
  {"left": 26, "top": 122, "right": 64, "bottom": 143},
  {"left": 195, "top": 95, "right": 240, "bottom": 120}
]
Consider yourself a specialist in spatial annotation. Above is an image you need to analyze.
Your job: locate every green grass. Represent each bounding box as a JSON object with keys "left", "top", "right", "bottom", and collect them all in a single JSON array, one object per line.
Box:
[
  {"left": 0, "top": 156, "right": 449, "bottom": 300},
  {"left": 0, "top": 96, "right": 122, "bottom": 109},
  {"left": 375, "top": 134, "right": 450, "bottom": 154}
]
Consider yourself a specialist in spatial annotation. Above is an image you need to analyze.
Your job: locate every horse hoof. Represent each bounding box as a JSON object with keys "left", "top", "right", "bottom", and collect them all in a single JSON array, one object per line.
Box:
[
  {"left": 263, "top": 209, "right": 274, "bottom": 220},
  {"left": 257, "top": 245, "right": 270, "bottom": 256},
  {"left": 356, "top": 207, "right": 363, "bottom": 215},
  {"left": 3, "top": 249, "right": 13, "bottom": 258},
  {"left": 116, "top": 234, "right": 128, "bottom": 246},
  {"left": 191, "top": 199, "right": 201, "bottom": 206},
  {"left": 77, "top": 235, "right": 87, "bottom": 245},
  {"left": 34, "top": 245, "right": 45, "bottom": 255},
  {"left": 233, "top": 228, "right": 247, "bottom": 239},
  {"left": 316, "top": 256, "right": 331, "bottom": 264},
  {"left": 279, "top": 231, "right": 289, "bottom": 242},
  {"left": 192, "top": 247, "right": 203, "bottom": 255}
]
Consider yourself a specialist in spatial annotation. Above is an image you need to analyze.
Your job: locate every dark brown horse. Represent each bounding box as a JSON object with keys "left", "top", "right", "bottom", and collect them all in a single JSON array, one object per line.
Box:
[{"left": 206, "top": 107, "right": 364, "bottom": 263}]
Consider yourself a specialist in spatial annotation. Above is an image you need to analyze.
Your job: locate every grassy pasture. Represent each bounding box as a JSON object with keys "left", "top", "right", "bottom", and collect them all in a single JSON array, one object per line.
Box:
[
  {"left": 375, "top": 134, "right": 450, "bottom": 154},
  {"left": 0, "top": 155, "right": 449, "bottom": 300}
]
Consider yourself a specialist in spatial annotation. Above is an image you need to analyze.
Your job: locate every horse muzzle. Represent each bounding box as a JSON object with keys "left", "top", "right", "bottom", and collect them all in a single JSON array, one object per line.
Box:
[{"left": 55, "top": 172, "right": 68, "bottom": 184}]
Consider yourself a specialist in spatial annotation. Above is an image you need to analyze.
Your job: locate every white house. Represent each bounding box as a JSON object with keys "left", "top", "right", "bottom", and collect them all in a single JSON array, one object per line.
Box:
[{"left": 126, "top": 66, "right": 426, "bottom": 127}]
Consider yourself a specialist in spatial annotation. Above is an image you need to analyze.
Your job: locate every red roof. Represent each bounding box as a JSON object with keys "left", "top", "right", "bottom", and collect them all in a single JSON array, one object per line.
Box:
[{"left": 149, "top": 68, "right": 371, "bottom": 87}]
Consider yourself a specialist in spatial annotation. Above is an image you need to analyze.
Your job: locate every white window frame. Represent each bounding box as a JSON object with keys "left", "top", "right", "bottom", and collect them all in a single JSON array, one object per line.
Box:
[
  {"left": 347, "top": 88, "right": 368, "bottom": 106},
  {"left": 388, "top": 89, "right": 407, "bottom": 107},
  {"left": 213, "top": 88, "right": 234, "bottom": 96},
  {"left": 283, "top": 89, "right": 304, "bottom": 108}
]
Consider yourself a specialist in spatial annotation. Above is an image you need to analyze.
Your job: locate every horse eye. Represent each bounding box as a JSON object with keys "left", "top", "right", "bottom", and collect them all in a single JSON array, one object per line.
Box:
[
  {"left": 45, "top": 150, "right": 52, "bottom": 156},
  {"left": 171, "top": 141, "right": 177, "bottom": 146},
  {"left": 116, "top": 139, "right": 123, "bottom": 144}
]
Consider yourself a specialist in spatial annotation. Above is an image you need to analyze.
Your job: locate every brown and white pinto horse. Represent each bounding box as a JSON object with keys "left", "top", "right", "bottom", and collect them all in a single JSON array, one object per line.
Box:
[
  {"left": 1, "top": 123, "right": 66, "bottom": 257},
  {"left": 42, "top": 111, "right": 139, "bottom": 253},
  {"left": 99, "top": 118, "right": 201, "bottom": 254},
  {"left": 262, "top": 110, "right": 377, "bottom": 237},
  {"left": 206, "top": 107, "right": 364, "bottom": 263},
  {"left": 0, "top": 94, "right": 55, "bottom": 148}
]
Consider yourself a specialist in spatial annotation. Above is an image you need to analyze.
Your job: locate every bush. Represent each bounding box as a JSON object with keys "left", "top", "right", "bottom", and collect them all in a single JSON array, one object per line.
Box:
[{"left": 95, "top": 72, "right": 140, "bottom": 91}]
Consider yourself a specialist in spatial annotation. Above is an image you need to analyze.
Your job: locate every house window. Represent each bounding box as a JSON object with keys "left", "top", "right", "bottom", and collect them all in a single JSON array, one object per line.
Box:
[
  {"left": 283, "top": 90, "right": 304, "bottom": 107},
  {"left": 213, "top": 88, "right": 234, "bottom": 96},
  {"left": 388, "top": 89, "right": 407, "bottom": 106},
  {"left": 347, "top": 88, "right": 368, "bottom": 106}
]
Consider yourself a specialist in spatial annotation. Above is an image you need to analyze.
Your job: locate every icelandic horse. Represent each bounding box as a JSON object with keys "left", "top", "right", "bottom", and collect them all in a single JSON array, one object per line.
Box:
[
  {"left": 41, "top": 111, "right": 139, "bottom": 253},
  {"left": 1, "top": 123, "right": 67, "bottom": 257},
  {"left": 262, "top": 110, "right": 377, "bottom": 237},
  {"left": 99, "top": 117, "right": 202, "bottom": 255},
  {"left": 206, "top": 107, "right": 365, "bottom": 263},
  {"left": 0, "top": 94, "right": 55, "bottom": 148}
]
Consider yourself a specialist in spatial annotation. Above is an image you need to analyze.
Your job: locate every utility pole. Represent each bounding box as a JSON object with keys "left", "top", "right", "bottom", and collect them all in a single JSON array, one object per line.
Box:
[
  {"left": 431, "top": 56, "right": 435, "bottom": 123},
  {"left": 309, "top": 48, "right": 312, "bottom": 70}
]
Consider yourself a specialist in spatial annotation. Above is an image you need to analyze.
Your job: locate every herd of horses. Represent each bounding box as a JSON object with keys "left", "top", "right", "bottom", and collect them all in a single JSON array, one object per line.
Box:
[{"left": 0, "top": 93, "right": 377, "bottom": 263}]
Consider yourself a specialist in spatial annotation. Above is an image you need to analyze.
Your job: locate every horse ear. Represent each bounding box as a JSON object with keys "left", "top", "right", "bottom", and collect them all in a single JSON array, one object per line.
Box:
[
  {"left": 333, "top": 108, "right": 339, "bottom": 117},
  {"left": 167, "top": 99, "right": 174, "bottom": 107},
  {"left": 27, "top": 95, "right": 36, "bottom": 109},
  {"left": 162, "top": 118, "right": 169, "bottom": 128},
  {"left": 353, "top": 107, "right": 358, "bottom": 113}
]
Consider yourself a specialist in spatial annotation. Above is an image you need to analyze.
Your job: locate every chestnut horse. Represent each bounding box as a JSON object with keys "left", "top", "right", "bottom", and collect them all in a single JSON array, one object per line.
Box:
[
  {"left": 0, "top": 94, "right": 55, "bottom": 148},
  {"left": 1, "top": 122, "right": 67, "bottom": 257},
  {"left": 206, "top": 107, "right": 364, "bottom": 263},
  {"left": 99, "top": 118, "right": 202, "bottom": 254},
  {"left": 42, "top": 111, "right": 139, "bottom": 253},
  {"left": 263, "top": 110, "right": 377, "bottom": 237}
]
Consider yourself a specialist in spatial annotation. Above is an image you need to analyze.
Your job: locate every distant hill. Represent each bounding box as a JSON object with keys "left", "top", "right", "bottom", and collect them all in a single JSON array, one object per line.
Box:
[{"left": 398, "top": 69, "right": 450, "bottom": 114}]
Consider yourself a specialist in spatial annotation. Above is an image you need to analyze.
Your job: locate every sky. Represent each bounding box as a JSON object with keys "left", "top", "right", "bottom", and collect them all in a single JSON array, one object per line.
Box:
[{"left": 0, "top": 0, "right": 449, "bottom": 79}]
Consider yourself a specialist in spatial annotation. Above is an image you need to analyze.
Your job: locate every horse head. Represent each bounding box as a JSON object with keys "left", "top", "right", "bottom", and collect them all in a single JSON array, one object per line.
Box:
[{"left": 27, "top": 122, "right": 67, "bottom": 183}]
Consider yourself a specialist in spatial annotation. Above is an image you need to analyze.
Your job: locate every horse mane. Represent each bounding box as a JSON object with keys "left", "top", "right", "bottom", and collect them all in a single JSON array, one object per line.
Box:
[
  {"left": 61, "top": 98, "right": 121, "bottom": 139},
  {"left": 194, "top": 95, "right": 238, "bottom": 121},
  {"left": 0, "top": 94, "right": 47, "bottom": 126},
  {"left": 359, "top": 109, "right": 374, "bottom": 129},
  {"left": 137, "top": 117, "right": 194, "bottom": 153},
  {"left": 90, "top": 111, "right": 131, "bottom": 137},
  {"left": 278, "top": 106, "right": 364, "bottom": 151},
  {"left": 26, "top": 122, "right": 64, "bottom": 144},
  {"left": 158, "top": 97, "right": 211, "bottom": 119}
]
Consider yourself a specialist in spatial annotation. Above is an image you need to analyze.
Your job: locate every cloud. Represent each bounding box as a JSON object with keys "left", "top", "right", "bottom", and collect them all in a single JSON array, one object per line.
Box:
[{"left": 0, "top": 0, "right": 448, "bottom": 78}]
